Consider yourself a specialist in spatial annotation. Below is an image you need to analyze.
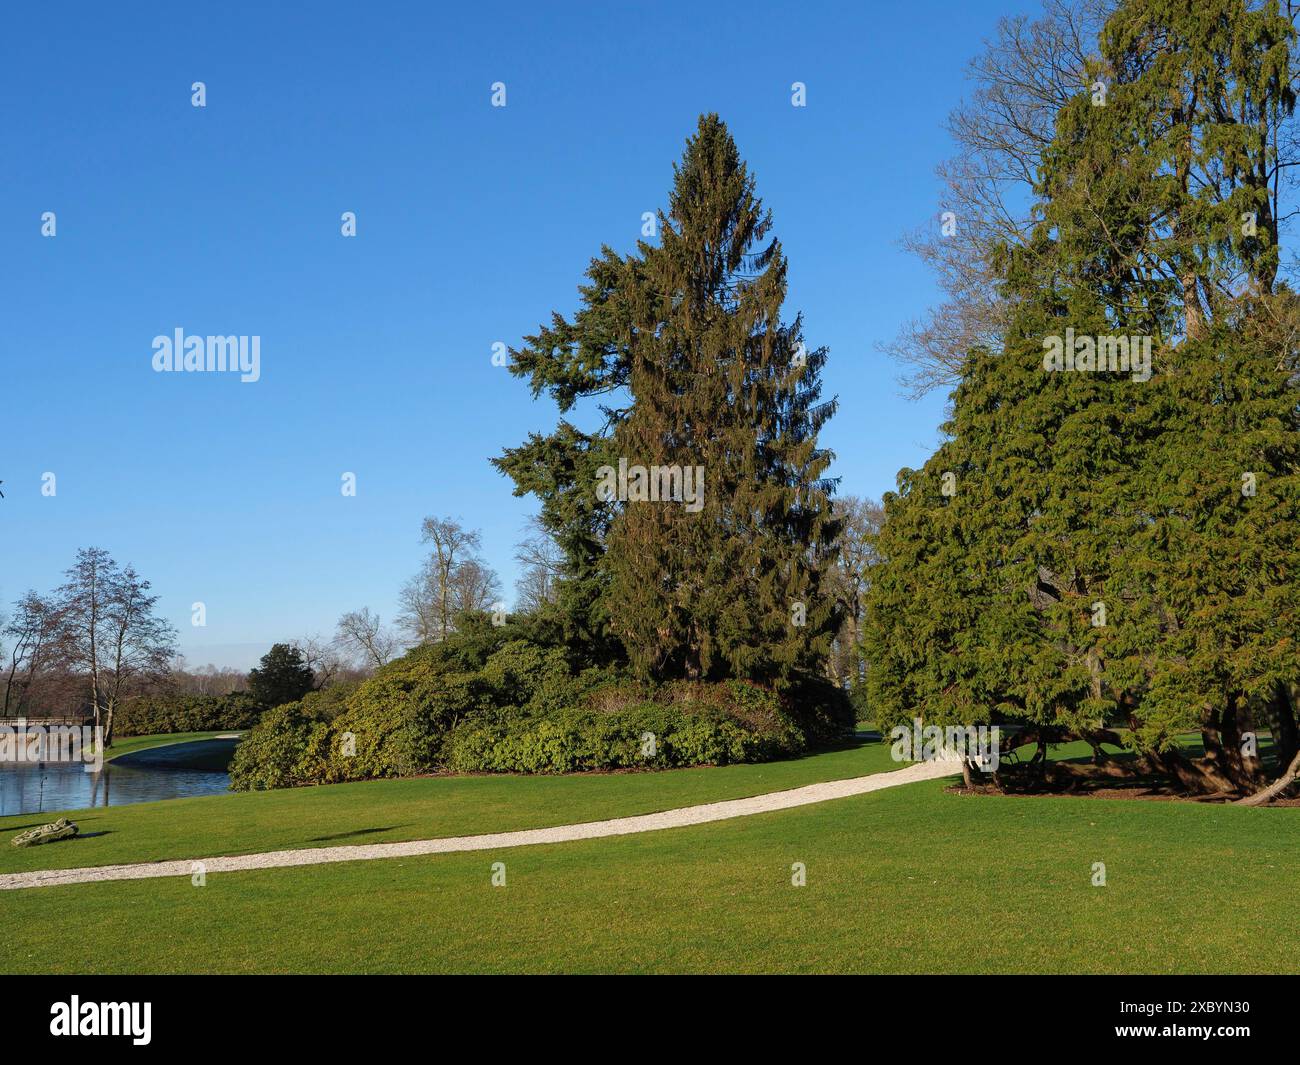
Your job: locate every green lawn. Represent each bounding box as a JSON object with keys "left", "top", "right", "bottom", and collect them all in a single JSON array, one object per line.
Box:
[
  {"left": 2, "top": 777, "right": 1296, "bottom": 974},
  {"left": 0, "top": 740, "right": 900, "bottom": 874},
  {"left": 4, "top": 736, "right": 1294, "bottom": 974}
]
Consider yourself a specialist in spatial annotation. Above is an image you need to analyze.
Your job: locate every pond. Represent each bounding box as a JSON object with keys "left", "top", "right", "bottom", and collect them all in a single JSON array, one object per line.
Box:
[{"left": 0, "top": 738, "right": 238, "bottom": 817}]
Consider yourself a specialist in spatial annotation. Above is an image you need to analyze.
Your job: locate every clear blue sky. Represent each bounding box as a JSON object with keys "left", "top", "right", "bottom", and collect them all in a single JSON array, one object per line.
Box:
[{"left": 1, "top": 0, "right": 1022, "bottom": 668}]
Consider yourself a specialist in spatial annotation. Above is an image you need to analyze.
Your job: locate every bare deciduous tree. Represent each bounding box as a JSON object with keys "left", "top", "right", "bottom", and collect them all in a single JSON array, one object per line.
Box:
[
  {"left": 335, "top": 607, "right": 397, "bottom": 669},
  {"left": 291, "top": 633, "right": 346, "bottom": 690},
  {"left": 513, "top": 517, "right": 564, "bottom": 614},
  {"left": 826, "top": 496, "right": 884, "bottom": 688},
  {"left": 881, "top": 0, "right": 1113, "bottom": 396},
  {"left": 398, "top": 516, "right": 501, "bottom": 642},
  {"left": 58, "top": 548, "right": 175, "bottom": 746},
  {"left": 451, "top": 558, "right": 502, "bottom": 616},
  {"left": 2, "top": 591, "right": 63, "bottom": 716},
  {"left": 398, "top": 563, "right": 442, "bottom": 645}
]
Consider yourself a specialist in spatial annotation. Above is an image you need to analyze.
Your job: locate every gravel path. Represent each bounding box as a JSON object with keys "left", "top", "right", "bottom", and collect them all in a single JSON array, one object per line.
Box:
[{"left": 0, "top": 757, "right": 960, "bottom": 891}]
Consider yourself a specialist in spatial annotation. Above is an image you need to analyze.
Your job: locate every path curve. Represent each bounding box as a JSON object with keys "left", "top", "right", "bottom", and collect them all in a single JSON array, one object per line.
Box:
[{"left": 0, "top": 757, "right": 960, "bottom": 891}]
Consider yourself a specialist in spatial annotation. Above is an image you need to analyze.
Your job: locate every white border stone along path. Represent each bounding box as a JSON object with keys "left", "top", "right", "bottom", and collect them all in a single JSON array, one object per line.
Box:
[{"left": 0, "top": 757, "right": 961, "bottom": 891}]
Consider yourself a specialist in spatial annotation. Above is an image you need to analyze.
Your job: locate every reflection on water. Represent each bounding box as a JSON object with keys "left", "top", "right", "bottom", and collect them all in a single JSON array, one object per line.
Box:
[{"left": 0, "top": 760, "right": 231, "bottom": 817}]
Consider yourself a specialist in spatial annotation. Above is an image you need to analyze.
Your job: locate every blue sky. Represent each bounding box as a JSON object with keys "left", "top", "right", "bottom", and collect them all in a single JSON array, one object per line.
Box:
[{"left": 1, "top": 0, "right": 1022, "bottom": 668}]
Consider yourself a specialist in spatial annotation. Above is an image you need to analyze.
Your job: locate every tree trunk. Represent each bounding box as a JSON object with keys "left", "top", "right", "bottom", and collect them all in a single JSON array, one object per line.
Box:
[
  {"left": 1082, "top": 727, "right": 1125, "bottom": 761},
  {"left": 2, "top": 660, "right": 15, "bottom": 716},
  {"left": 1174, "top": 94, "right": 1207, "bottom": 341},
  {"left": 1144, "top": 744, "right": 1236, "bottom": 796},
  {"left": 1237, "top": 748, "right": 1300, "bottom": 807},
  {"left": 1268, "top": 682, "right": 1299, "bottom": 771},
  {"left": 1200, "top": 696, "right": 1267, "bottom": 793}
]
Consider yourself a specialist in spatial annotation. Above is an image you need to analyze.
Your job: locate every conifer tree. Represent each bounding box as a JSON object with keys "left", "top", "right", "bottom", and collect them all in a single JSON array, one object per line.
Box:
[
  {"left": 496, "top": 115, "right": 840, "bottom": 688},
  {"left": 867, "top": 0, "right": 1300, "bottom": 797}
]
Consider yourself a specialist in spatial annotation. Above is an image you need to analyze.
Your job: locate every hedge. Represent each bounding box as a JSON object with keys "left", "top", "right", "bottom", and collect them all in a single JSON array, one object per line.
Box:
[{"left": 115, "top": 691, "right": 264, "bottom": 737}]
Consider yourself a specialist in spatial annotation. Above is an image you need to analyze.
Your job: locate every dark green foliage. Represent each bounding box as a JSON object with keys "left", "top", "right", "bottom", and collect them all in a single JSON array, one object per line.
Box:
[
  {"left": 444, "top": 690, "right": 804, "bottom": 774},
  {"left": 781, "top": 671, "right": 855, "bottom": 743},
  {"left": 493, "top": 425, "right": 623, "bottom": 667},
  {"left": 604, "top": 116, "right": 840, "bottom": 685},
  {"left": 849, "top": 684, "right": 872, "bottom": 727},
  {"left": 227, "top": 627, "right": 816, "bottom": 789},
  {"left": 248, "top": 643, "right": 315, "bottom": 710},
  {"left": 115, "top": 691, "right": 263, "bottom": 736},
  {"left": 866, "top": 0, "right": 1300, "bottom": 796},
  {"left": 227, "top": 703, "right": 328, "bottom": 791},
  {"left": 495, "top": 114, "right": 840, "bottom": 688}
]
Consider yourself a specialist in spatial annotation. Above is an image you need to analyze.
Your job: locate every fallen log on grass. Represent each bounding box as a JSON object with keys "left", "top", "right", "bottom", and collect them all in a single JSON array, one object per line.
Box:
[
  {"left": 1236, "top": 749, "right": 1300, "bottom": 807},
  {"left": 10, "top": 817, "right": 79, "bottom": 848}
]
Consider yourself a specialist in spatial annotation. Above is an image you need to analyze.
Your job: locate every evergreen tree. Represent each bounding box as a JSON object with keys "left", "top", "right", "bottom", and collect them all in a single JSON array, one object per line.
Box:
[
  {"left": 248, "top": 643, "right": 315, "bottom": 710},
  {"left": 493, "top": 422, "right": 621, "bottom": 666},
  {"left": 496, "top": 114, "right": 840, "bottom": 687},
  {"left": 867, "top": 0, "right": 1300, "bottom": 797}
]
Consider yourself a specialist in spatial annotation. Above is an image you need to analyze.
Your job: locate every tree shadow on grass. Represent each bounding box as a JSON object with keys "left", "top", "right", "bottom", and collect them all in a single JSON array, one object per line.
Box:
[
  {"left": 779, "top": 736, "right": 880, "bottom": 762},
  {"left": 306, "top": 825, "right": 409, "bottom": 843},
  {"left": 3, "top": 813, "right": 108, "bottom": 833}
]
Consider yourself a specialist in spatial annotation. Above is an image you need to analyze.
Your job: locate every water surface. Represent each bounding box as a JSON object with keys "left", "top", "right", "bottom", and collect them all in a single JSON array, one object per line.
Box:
[{"left": 0, "top": 738, "right": 236, "bottom": 817}]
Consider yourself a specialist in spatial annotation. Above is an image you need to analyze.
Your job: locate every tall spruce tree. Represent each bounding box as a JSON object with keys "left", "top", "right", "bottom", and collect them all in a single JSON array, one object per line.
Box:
[
  {"left": 866, "top": 0, "right": 1300, "bottom": 797},
  {"left": 491, "top": 251, "right": 638, "bottom": 666},
  {"left": 496, "top": 114, "right": 840, "bottom": 687}
]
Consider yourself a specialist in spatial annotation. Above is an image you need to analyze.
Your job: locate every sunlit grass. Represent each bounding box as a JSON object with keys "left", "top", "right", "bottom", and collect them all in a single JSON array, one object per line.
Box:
[
  {"left": 3, "top": 777, "right": 1295, "bottom": 974},
  {"left": 0, "top": 740, "right": 899, "bottom": 873}
]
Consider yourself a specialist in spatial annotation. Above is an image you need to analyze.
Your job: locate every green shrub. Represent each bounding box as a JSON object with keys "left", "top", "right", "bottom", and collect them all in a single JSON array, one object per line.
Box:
[
  {"left": 480, "top": 640, "right": 571, "bottom": 712},
  {"left": 227, "top": 623, "right": 836, "bottom": 789},
  {"left": 115, "top": 691, "right": 263, "bottom": 736},
  {"left": 227, "top": 703, "right": 329, "bottom": 790},
  {"left": 783, "top": 673, "right": 856, "bottom": 742},
  {"left": 233, "top": 644, "right": 513, "bottom": 789},
  {"left": 320, "top": 665, "right": 494, "bottom": 783},
  {"left": 848, "top": 684, "right": 871, "bottom": 728},
  {"left": 444, "top": 680, "right": 806, "bottom": 774},
  {"left": 298, "top": 682, "right": 360, "bottom": 722}
]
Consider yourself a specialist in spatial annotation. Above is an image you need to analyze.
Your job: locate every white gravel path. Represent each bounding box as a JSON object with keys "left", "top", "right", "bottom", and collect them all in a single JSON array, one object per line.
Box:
[{"left": 0, "top": 756, "right": 960, "bottom": 891}]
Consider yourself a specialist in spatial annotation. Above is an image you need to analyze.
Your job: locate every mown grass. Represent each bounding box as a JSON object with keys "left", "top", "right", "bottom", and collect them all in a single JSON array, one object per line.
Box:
[
  {"left": 2, "top": 777, "right": 1295, "bottom": 974},
  {"left": 0, "top": 740, "right": 900, "bottom": 873}
]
